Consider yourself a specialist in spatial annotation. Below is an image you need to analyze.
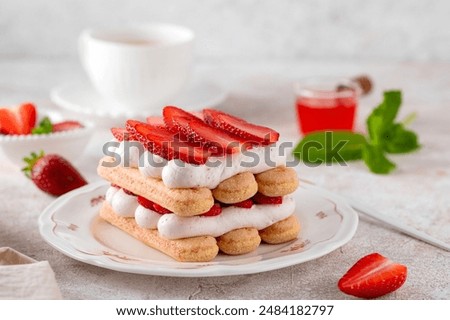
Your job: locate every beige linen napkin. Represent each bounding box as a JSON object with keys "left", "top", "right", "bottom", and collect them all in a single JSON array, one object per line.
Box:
[{"left": 0, "top": 247, "right": 62, "bottom": 299}]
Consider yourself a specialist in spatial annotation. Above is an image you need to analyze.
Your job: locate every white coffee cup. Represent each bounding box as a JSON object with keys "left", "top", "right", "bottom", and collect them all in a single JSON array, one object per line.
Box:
[{"left": 79, "top": 23, "right": 194, "bottom": 112}]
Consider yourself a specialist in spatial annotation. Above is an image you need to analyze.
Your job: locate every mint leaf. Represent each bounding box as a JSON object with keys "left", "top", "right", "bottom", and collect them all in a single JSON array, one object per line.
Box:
[
  {"left": 367, "top": 90, "right": 402, "bottom": 145},
  {"left": 366, "top": 113, "right": 385, "bottom": 146},
  {"left": 293, "top": 131, "right": 366, "bottom": 164},
  {"left": 292, "top": 90, "right": 420, "bottom": 175},
  {"left": 31, "top": 117, "right": 53, "bottom": 135},
  {"left": 384, "top": 123, "right": 420, "bottom": 154},
  {"left": 362, "top": 143, "right": 396, "bottom": 174},
  {"left": 373, "top": 90, "right": 402, "bottom": 125}
]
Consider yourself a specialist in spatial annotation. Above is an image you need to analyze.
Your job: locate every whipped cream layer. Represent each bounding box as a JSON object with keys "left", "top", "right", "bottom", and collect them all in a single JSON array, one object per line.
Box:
[
  {"left": 106, "top": 186, "right": 137, "bottom": 217},
  {"left": 158, "top": 196, "right": 295, "bottom": 239},
  {"left": 105, "top": 186, "right": 295, "bottom": 240},
  {"left": 112, "top": 141, "right": 287, "bottom": 189},
  {"left": 135, "top": 205, "right": 161, "bottom": 229}
]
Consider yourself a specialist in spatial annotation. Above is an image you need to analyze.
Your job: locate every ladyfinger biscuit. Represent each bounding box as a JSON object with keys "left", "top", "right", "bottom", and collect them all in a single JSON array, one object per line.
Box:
[
  {"left": 259, "top": 215, "right": 300, "bottom": 244},
  {"left": 98, "top": 157, "right": 214, "bottom": 216},
  {"left": 255, "top": 166, "right": 299, "bottom": 197},
  {"left": 100, "top": 202, "right": 219, "bottom": 262},
  {"left": 216, "top": 228, "right": 261, "bottom": 255},
  {"left": 212, "top": 172, "right": 258, "bottom": 204}
]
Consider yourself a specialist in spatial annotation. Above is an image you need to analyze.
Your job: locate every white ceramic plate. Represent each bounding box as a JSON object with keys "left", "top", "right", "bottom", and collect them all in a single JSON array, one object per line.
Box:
[
  {"left": 39, "top": 181, "right": 358, "bottom": 277},
  {"left": 50, "top": 79, "right": 227, "bottom": 120}
]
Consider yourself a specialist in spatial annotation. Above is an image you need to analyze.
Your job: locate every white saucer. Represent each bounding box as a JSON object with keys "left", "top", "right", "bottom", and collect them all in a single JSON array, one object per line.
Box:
[{"left": 50, "top": 79, "right": 227, "bottom": 122}]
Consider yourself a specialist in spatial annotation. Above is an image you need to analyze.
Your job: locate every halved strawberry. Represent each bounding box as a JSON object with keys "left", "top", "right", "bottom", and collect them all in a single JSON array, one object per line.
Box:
[
  {"left": 52, "top": 120, "right": 83, "bottom": 132},
  {"left": 127, "top": 120, "right": 210, "bottom": 165},
  {"left": 137, "top": 196, "right": 155, "bottom": 210},
  {"left": 152, "top": 203, "right": 172, "bottom": 214},
  {"left": 203, "top": 109, "right": 279, "bottom": 145},
  {"left": 202, "top": 203, "right": 222, "bottom": 217},
  {"left": 233, "top": 199, "right": 254, "bottom": 209},
  {"left": 252, "top": 193, "right": 283, "bottom": 205},
  {"left": 111, "top": 127, "right": 136, "bottom": 141},
  {"left": 0, "top": 103, "right": 37, "bottom": 135},
  {"left": 338, "top": 253, "right": 407, "bottom": 299},
  {"left": 146, "top": 116, "right": 165, "bottom": 127}
]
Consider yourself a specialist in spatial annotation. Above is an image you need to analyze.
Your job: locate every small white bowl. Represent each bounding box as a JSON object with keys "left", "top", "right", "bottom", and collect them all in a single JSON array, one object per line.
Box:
[{"left": 0, "top": 121, "right": 94, "bottom": 165}]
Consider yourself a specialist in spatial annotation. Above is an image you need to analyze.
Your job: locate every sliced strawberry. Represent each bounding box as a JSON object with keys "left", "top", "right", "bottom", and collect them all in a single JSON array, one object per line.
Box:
[
  {"left": 111, "top": 127, "right": 136, "bottom": 141},
  {"left": 137, "top": 196, "right": 171, "bottom": 214},
  {"left": 163, "top": 106, "right": 201, "bottom": 136},
  {"left": 0, "top": 103, "right": 37, "bottom": 135},
  {"left": 137, "top": 196, "right": 155, "bottom": 210},
  {"left": 146, "top": 116, "right": 165, "bottom": 127},
  {"left": 252, "top": 193, "right": 283, "bottom": 205},
  {"left": 203, "top": 109, "right": 279, "bottom": 145},
  {"left": 202, "top": 203, "right": 222, "bottom": 217},
  {"left": 233, "top": 199, "right": 254, "bottom": 209},
  {"left": 152, "top": 203, "right": 172, "bottom": 214},
  {"left": 127, "top": 120, "right": 174, "bottom": 159},
  {"left": 163, "top": 106, "right": 245, "bottom": 155},
  {"left": 338, "top": 253, "right": 407, "bottom": 299},
  {"left": 122, "top": 188, "right": 136, "bottom": 196},
  {"left": 52, "top": 120, "right": 83, "bottom": 132},
  {"left": 187, "top": 118, "right": 245, "bottom": 155},
  {"left": 190, "top": 111, "right": 204, "bottom": 120},
  {"left": 127, "top": 120, "right": 210, "bottom": 165},
  {"left": 125, "top": 119, "right": 142, "bottom": 137},
  {"left": 111, "top": 128, "right": 126, "bottom": 141}
]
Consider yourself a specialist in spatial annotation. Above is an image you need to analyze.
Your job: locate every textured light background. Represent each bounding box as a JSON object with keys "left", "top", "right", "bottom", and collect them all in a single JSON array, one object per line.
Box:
[
  {"left": 0, "top": 1, "right": 449, "bottom": 300},
  {"left": 1, "top": 0, "right": 450, "bottom": 62}
]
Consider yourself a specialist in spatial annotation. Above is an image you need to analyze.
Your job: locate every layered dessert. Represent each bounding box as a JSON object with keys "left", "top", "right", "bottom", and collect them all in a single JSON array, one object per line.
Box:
[{"left": 97, "top": 106, "right": 300, "bottom": 262}]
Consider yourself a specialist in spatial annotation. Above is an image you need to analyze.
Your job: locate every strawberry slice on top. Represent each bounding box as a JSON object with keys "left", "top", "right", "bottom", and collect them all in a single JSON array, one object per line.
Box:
[
  {"left": 203, "top": 109, "right": 279, "bottom": 145},
  {"left": 0, "top": 103, "right": 37, "bottom": 135},
  {"left": 163, "top": 106, "right": 201, "bottom": 136},
  {"left": 338, "top": 252, "right": 407, "bottom": 299},
  {"left": 111, "top": 127, "right": 136, "bottom": 141},
  {"left": 146, "top": 116, "right": 166, "bottom": 127},
  {"left": 163, "top": 106, "right": 245, "bottom": 155},
  {"left": 126, "top": 120, "right": 210, "bottom": 165}
]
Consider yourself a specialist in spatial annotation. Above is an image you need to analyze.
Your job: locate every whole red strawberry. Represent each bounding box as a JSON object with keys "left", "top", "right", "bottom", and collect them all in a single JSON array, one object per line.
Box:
[
  {"left": 338, "top": 252, "right": 407, "bottom": 299},
  {"left": 22, "top": 152, "right": 87, "bottom": 196}
]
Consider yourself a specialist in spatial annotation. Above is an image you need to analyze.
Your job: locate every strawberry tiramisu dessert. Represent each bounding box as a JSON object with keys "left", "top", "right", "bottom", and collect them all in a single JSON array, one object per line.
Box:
[{"left": 97, "top": 106, "right": 300, "bottom": 262}]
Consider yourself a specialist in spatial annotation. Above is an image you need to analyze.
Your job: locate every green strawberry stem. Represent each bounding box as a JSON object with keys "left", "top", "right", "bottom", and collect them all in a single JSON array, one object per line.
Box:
[
  {"left": 31, "top": 117, "right": 53, "bottom": 135},
  {"left": 22, "top": 151, "right": 45, "bottom": 178}
]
